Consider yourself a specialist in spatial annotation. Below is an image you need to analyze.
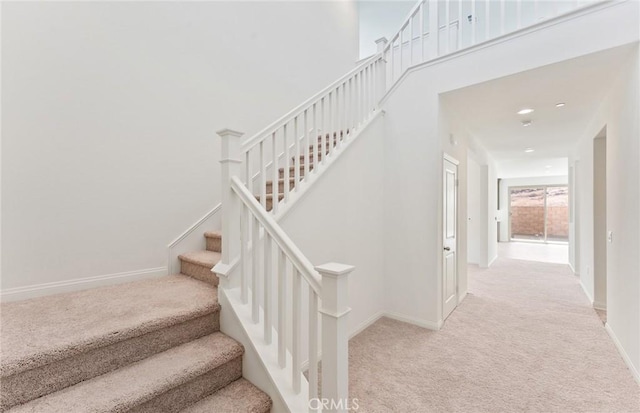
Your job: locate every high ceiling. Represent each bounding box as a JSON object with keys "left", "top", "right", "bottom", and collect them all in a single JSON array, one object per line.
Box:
[{"left": 442, "top": 44, "right": 636, "bottom": 178}]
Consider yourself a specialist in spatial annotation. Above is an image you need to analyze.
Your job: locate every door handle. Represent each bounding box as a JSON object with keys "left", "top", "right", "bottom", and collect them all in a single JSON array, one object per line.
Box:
[{"left": 444, "top": 247, "right": 451, "bottom": 251}]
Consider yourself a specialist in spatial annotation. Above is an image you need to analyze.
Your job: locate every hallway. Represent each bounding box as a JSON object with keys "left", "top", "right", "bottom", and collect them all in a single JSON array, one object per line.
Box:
[{"left": 348, "top": 258, "right": 639, "bottom": 412}]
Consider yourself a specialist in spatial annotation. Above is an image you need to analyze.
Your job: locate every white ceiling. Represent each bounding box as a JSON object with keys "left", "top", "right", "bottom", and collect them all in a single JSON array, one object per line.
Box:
[{"left": 442, "top": 44, "right": 636, "bottom": 178}]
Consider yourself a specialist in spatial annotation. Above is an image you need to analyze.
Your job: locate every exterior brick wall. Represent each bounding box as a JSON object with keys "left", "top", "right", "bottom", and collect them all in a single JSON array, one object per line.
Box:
[{"left": 511, "top": 206, "right": 569, "bottom": 238}]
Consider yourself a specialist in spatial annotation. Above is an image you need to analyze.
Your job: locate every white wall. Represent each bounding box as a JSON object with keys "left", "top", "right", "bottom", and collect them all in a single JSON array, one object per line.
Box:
[
  {"left": 358, "top": 0, "right": 414, "bottom": 58},
  {"left": 1, "top": 1, "right": 359, "bottom": 297},
  {"left": 497, "top": 175, "right": 569, "bottom": 243},
  {"left": 279, "top": 116, "right": 387, "bottom": 337},
  {"left": 573, "top": 44, "right": 640, "bottom": 381},
  {"left": 467, "top": 155, "right": 482, "bottom": 265},
  {"left": 381, "top": 0, "right": 639, "bottom": 328}
]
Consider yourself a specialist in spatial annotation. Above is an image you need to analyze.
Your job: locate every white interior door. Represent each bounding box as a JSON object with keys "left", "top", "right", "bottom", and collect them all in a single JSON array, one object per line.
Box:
[{"left": 443, "top": 156, "right": 458, "bottom": 320}]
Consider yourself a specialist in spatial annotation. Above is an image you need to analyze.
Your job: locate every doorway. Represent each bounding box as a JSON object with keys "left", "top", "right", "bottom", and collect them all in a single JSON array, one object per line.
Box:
[
  {"left": 593, "top": 134, "right": 607, "bottom": 312},
  {"left": 509, "top": 186, "right": 569, "bottom": 243}
]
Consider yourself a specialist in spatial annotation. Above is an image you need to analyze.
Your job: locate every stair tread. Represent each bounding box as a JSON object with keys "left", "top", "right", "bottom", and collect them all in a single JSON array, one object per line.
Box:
[
  {"left": 203, "top": 231, "right": 221, "bottom": 239},
  {"left": 8, "top": 333, "right": 243, "bottom": 413},
  {"left": 181, "top": 379, "right": 271, "bottom": 413},
  {"left": 179, "top": 250, "right": 221, "bottom": 268},
  {"left": 0, "top": 275, "right": 218, "bottom": 377}
]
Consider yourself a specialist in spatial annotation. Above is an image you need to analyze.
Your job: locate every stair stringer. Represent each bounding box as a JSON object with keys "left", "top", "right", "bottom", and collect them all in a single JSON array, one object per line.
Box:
[{"left": 218, "top": 286, "right": 309, "bottom": 413}]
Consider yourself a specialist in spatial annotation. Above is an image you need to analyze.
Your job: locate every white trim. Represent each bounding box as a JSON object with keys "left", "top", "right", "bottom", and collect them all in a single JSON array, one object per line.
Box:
[
  {"left": 443, "top": 152, "right": 460, "bottom": 165},
  {"left": 457, "top": 290, "right": 468, "bottom": 305},
  {"left": 350, "top": 311, "right": 385, "bottom": 339},
  {"left": 605, "top": 323, "right": 640, "bottom": 385},
  {"left": 580, "top": 279, "right": 594, "bottom": 304},
  {"left": 167, "top": 203, "right": 221, "bottom": 274},
  {"left": 488, "top": 254, "right": 498, "bottom": 267},
  {"left": 0, "top": 267, "right": 167, "bottom": 302},
  {"left": 593, "top": 301, "right": 607, "bottom": 311},
  {"left": 380, "top": 0, "right": 623, "bottom": 105},
  {"left": 384, "top": 311, "right": 443, "bottom": 331},
  {"left": 569, "top": 262, "right": 578, "bottom": 275}
]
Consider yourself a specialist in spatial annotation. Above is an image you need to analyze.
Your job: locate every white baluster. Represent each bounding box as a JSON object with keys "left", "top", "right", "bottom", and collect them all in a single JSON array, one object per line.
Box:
[
  {"left": 390, "top": 38, "right": 395, "bottom": 82},
  {"left": 399, "top": 27, "right": 404, "bottom": 73},
  {"left": 308, "top": 289, "right": 319, "bottom": 402},
  {"left": 328, "top": 91, "right": 334, "bottom": 159},
  {"left": 429, "top": 0, "right": 439, "bottom": 58},
  {"left": 216, "top": 128, "right": 244, "bottom": 272},
  {"left": 500, "top": 0, "right": 505, "bottom": 35},
  {"left": 419, "top": 4, "right": 425, "bottom": 62},
  {"left": 260, "top": 141, "right": 266, "bottom": 210},
  {"left": 409, "top": 15, "right": 414, "bottom": 66},
  {"left": 321, "top": 97, "right": 326, "bottom": 165},
  {"left": 264, "top": 232, "right": 272, "bottom": 344},
  {"left": 316, "top": 263, "right": 355, "bottom": 413},
  {"left": 271, "top": 132, "right": 278, "bottom": 214},
  {"left": 294, "top": 116, "right": 301, "bottom": 188},
  {"left": 445, "top": 0, "right": 450, "bottom": 54},
  {"left": 252, "top": 216, "right": 260, "bottom": 323},
  {"left": 283, "top": 123, "right": 290, "bottom": 202},
  {"left": 278, "top": 249, "right": 287, "bottom": 368},
  {"left": 471, "top": 0, "right": 476, "bottom": 45},
  {"left": 292, "top": 268, "right": 302, "bottom": 394},
  {"left": 304, "top": 109, "right": 310, "bottom": 178},
  {"left": 313, "top": 103, "right": 319, "bottom": 173},
  {"left": 376, "top": 38, "right": 388, "bottom": 103},
  {"left": 516, "top": 0, "right": 522, "bottom": 29},
  {"left": 240, "top": 203, "right": 248, "bottom": 304},
  {"left": 485, "top": 0, "right": 491, "bottom": 41}
]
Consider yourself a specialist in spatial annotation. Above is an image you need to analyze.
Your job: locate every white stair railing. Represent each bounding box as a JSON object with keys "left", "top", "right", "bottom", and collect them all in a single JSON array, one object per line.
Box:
[
  {"left": 240, "top": 52, "right": 385, "bottom": 216},
  {"left": 382, "top": 0, "right": 606, "bottom": 86},
  {"left": 215, "top": 128, "right": 355, "bottom": 412}
]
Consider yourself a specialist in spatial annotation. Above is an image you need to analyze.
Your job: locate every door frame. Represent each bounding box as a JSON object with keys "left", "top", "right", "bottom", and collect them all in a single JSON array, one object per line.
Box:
[{"left": 442, "top": 153, "right": 459, "bottom": 320}]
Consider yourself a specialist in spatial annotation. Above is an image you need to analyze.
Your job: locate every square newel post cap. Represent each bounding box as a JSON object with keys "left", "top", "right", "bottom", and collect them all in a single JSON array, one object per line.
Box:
[
  {"left": 375, "top": 37, "right": 389, "bottom": 52},
  {"left": 216, "top": 128, "right": 244, "bottom": 139},
  {"left": 315, "top": 262, "right": 355, "bottom": 278}
]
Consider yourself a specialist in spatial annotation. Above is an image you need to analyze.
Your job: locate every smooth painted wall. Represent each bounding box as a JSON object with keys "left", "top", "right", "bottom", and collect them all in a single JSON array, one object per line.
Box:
[
  {"left": 1, "top": 1, "right": 359, "bottom": 295},
  {"left": 573, "top": 44, "right": 640, "bottom": 380},
  {"left": 358, "top": 0, "right": 414, "bottom": 58}
]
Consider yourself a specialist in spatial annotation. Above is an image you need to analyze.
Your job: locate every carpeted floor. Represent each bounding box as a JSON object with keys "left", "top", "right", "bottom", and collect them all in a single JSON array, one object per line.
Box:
[{"left": 349, "top": 258, "right": 640, "bottom": 413}]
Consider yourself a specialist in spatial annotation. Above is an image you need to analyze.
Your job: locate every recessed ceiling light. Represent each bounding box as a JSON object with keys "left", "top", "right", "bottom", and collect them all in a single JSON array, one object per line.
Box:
[
  {"left": 522, "top": 120, "right": 532, "bottom": 127},
  {"left": 517, "top": 108, "right": 535, "bottom": 115},
  {"left": 545, "top": 165, "right": 552, "bottom": 168},
  {"left": 525, "top": 148, "right": 535, "bottom": 153},
  {"left": 556, "top": 102, "right": 565, "bottom": 107}
]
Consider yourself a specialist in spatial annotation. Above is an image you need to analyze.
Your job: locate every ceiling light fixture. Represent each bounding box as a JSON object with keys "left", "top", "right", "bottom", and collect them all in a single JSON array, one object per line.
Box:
[
  {"left": 522, "top": 120, "right": 532, "bottom": 127},
  {"left": 525, "top": 148, "right": 535, "bottom": 153},
  {"left": 545, "top": 165, "right": 552, "bottom": 168},
  {"left": 556, "top": 102, "right": 566, "bottom": 107},
  {"left": 517, "top": 108, "right": 535, "bottom": 115}
]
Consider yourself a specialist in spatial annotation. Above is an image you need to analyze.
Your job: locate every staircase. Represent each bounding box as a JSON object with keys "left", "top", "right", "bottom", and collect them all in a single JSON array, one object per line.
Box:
[{"left": 0, "top": 235, "right": 271, "bottom": 413}]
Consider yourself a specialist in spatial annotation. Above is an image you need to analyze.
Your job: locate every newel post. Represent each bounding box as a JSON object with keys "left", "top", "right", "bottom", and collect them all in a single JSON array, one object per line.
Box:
[
  {"left": 374, "top": 37, "right": 388, "bottom": 104},
  {"left": 216, "top": 129, "right": 244, "bottom": 279},
  {"left": 316, "top": 263, "right": 354, "bottom": 413}
]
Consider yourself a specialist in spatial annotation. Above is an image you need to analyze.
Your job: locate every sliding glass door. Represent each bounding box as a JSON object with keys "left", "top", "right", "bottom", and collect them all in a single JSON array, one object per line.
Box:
[{"left": 509, "top": 186, "right": 569, "bottom": 243}]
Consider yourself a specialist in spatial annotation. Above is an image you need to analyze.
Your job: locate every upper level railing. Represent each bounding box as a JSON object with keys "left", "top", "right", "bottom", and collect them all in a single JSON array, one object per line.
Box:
[{"left": 382, "top": 0, "right": 605, "bottom": 85}]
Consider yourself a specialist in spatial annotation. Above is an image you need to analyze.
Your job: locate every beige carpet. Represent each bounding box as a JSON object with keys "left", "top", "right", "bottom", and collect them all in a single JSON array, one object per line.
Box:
[{"left": 349, "top": 258, "right": 640, "bottom": 412}]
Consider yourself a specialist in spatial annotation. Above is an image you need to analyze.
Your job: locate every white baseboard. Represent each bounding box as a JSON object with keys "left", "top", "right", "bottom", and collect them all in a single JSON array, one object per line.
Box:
[
  {"left": 0, "top": 267, "right": 167, "bottom": 302},
  {"left": 568, "top": 262, "right": 577, "bottom": 275},
  {"left": 488, "top": 255, "right": 498, "bottom": 267},
  {"left": 383, "top": 311, "right": 443, "bottom": 331},
  {"left": 457, "top": 290, "right": 468, "bottom": 305},
  {"left": 350, "top": 311, "right": 385, "bottom": 339},
  {"left": 604, "top": 323, "right": 640, "bottom": 385},
  {"left": 579, "top": 279, "right": 594, "bottom": 304},
  {"left": 593, "top": 301, "right": 606, "bottom": 310}
]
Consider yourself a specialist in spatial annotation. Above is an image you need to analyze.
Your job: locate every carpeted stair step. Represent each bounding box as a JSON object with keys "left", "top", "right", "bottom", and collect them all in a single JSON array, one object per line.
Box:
[
  {"left": 0, "top": 275, "right": 220, "bottom": 410},
  {"left": 181, "top": 378, "right": 272, "bottom": 413},
  {"left": 295, "top": 152, "right": 326, "bottom": 163},
  {"left": 179, "top": 250, "right": 221, "bottom": 286},
  {"left": 265, "top": 177, "right": 297, "bottom": 194},
  {"left": 7, "top": 333, "right": 244, "bottom": 413},
  {"left": 204, "top": 231, "right": 222, "bottom": 253},
  {"left": 279, "top": 163, "right": 314, "bottom": 179},
  {"left": 255, "top": 193, "right": 285, "bottom": 212}
]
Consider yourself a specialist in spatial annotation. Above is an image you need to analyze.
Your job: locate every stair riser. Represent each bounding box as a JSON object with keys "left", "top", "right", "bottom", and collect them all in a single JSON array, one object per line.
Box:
[
  {"left": 181, "top": 261, "right": 219, "bottom": 286},
  {"left": 0, "top": 313, "right": 220, "bottom": 411},
  {"left": 131, "top": 357, "right": 242, "bottom": 413},
  {"left": 205, "top": 237, "right": 221, "bottom": 253}
]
